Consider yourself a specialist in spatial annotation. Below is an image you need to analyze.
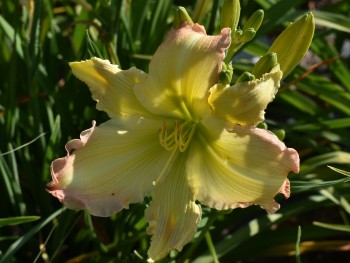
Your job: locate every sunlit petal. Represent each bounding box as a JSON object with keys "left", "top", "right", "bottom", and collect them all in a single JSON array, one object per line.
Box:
[
  {"left": 134, "top": 23, "right": 231, "bottom": 119},
  {"left": 145, "top": 153, "right": 201, "bottom": 261},
  {"left": 208, "top": 65, "right": 283, "bottom": 125},
  {"left": 47, "top": 117, "right": 173, "bottom": 217},
  {"left": 70, "top": 57, "right": 155, "bottom": 118},
  {"left": 188, "top": 123, "right": 299, "bottom": 213}
]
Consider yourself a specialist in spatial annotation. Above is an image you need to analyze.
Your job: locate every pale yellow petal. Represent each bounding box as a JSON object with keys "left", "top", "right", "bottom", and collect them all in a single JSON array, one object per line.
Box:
[
  {"left": 134, "top": 23, "right": 231, "bottom": 120},
  {"left": 145, "top": 153, "right": 201, "bottom": 261},
  {"left": 47, "top": 117, "right": 172, "bottom": 216},
  {"left": 70, "top": 57, "right": 155, "bottom": 118},
  {"left": 208, "top": 65, "right": 283, "bottom": 125},
  {"left": 188, "top": 123, "right": 299, "bottom": 213}
]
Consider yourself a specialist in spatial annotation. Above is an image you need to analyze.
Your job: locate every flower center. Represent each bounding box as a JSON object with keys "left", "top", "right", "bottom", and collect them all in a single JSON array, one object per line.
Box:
[{"left": 159, "top": 120, "right": 197, "bottom": 152}]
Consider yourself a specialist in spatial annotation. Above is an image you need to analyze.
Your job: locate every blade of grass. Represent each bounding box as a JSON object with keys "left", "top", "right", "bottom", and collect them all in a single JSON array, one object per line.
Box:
[
  {"left": 319, "top": 188, "right": 350, "bottom": 215},
  {"left": 313, "top": 10, "right": 350, "bottom": 33},
  {"left": 278, "top": 90, "right": 318, "bottom": 116},
  {"left": 1, "top": 208, "right": 65, "bottom": 263},
  {"left": 291, "top": 117, "right": 350, "bottom": 131},
  {"left": 328, "top": 166, "right": 350, "bottom": 177},
  {"left": 291, "top": 177, "right": 350, "bottom": 194},
  {"left": 0, "top": 133, "right": 47, "bottom": 156},
  {"left": 300, "top": 151, "right": 350, "bottom": 174},
  {"left": 311, "top": 38, "right": 350, "bottom": 91},
  {"left": 193, "top": 195, "right": 329, "bottom": 262},
  {"left": 313, "top": 221, "right": 350, "bottom": 233},
  {"left": 8, "top": 144, "right": 26, "bottom": 215},
  {"left": 254, "top": 0, "right": 305, "bottom": 34},
  {"left": 205, "top": 231, "right": 219, "bottom": 263},
  {"left": 297, "top": 77, "right": 350, "bottom": 116},
  {"left": 0, "top": 15, "right": 24, "bottom": 58},
  {"left": 0, "top": 216, "right": 40, "bottom": 227},
  {"left": 295, "top": 226, "right": 302, "bottom": 263}
]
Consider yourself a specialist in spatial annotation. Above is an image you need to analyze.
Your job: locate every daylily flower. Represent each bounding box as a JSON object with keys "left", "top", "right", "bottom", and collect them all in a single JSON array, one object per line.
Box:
[{"left": 47, "top": 22, "right": 299, "bottom": 261}]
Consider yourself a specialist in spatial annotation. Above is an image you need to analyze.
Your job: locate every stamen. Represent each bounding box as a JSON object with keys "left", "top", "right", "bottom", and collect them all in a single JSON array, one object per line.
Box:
[
  {"left": 178, "top": 122, "right": 196, "bottom": 152},
  {"left": 158, "top": 121, "right": 177, "bottom": 151},
  {"left": 155, "top": 120, "right": 197, "bottom": 186},
  {"left": 158, "top": 120, "right": 197, "bottom": 152}
]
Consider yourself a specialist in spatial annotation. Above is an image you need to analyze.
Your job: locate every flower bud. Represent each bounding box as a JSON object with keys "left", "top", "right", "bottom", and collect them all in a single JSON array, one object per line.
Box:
[
  {"left": 234, "top": 29, "right": 243, "bottom": 39},
  {"left": 274, "top": 129, "right": 286, "bottom": 141},
  {"left": 268, "top": 13, "right": 315, "bottom": 78},
  {"left": 219, "top": 62, "right": 233, "bottom": 84},
  {"left": 242, "top": 9, "right": 264, "bottom": 32},
  {"left": 220, "top": 0, "right": 241, "bottom": 31},
  {"left": 257, "top": 122, "right": 268, "bottom": 130},
  {"left": 236, "top": 71, "right": 255, "bottom": 83},
  {"left": 239, "top": 28, "right": 256, "bottom": 43},
  {"left": 174, "top": 6, "right": 193, "bottom": 28},
  {"left": 252, "top": 52, "right": 278, "bottom": 79}
]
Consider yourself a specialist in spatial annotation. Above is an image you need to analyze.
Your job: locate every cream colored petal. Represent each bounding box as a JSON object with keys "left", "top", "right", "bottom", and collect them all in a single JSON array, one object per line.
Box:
[
  {"left": 188, "top": 123, "right": 299, "bottom": 213},
  {"left": 208, "top": 65, "right": 283, "bottom": 125},
  {"left": 47, "top": 117, "right": 173, "bottom": 217},
  {"left": 134, "top": 23, "right": 231, "bottom": 120},
  {"left": 145, "top": 153, "right": 201, "bottom": 261},
  {"left": 70, "top": 57, "right": 155, "bottom": 118}
]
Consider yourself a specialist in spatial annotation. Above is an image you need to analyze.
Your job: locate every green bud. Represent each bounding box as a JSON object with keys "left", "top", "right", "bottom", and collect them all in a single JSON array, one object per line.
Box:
[
  {"left": 219, "top": 62, "right": 233, "bottom": 84},
  {"left": 239, "top": 28, "right": 256, "bottom": 43},
  {"left": 252, "top": 52, "right": 278, "bottom": 79},
  {"left": 274, "top": 129, "right": 286, "bottom": 141},
  {"left": 257, "top": 122, "right": 268, "bottom": 130},
  {"left": 268, "top": 13, "right": 315, "bottom": 78},
  {"left": 231, "top": 29, "right": 243, "bottom": 46},
  {"left": 220, "top": 0, "right": 241, "bottom": 31},
  {"left": 174, "top": 6, "right": 193, "bottom": 28},
  {"left": 236, "top": 71, "right": 255, "bottom": 83},
  {"left": 234, "top": 29, "right": 243, "bottom": 39},
  {"left": 242, "top": 9, "right": 264, "bottom": 32}
]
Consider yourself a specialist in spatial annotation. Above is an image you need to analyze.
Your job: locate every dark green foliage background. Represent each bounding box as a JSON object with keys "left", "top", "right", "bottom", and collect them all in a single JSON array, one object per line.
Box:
[{"left": 1, "top": 0, "right": 350, "bottom": 262}]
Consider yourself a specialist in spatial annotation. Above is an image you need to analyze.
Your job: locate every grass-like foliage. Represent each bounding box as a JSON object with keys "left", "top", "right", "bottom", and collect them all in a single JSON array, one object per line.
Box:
[{"left": 1, "top": 0, "right": 350, "bottom": 262}]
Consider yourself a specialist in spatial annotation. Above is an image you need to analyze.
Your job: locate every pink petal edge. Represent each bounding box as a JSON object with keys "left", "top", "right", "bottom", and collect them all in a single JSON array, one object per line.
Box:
[
  {"left": 227, "top": 125, "right": 300, "bottom": 214},
  {"left": 46, "top": 121, "right": 96, "bottom": 209},
  {"left": 161, "top": 22, "right": 231, "bottom": 76}
]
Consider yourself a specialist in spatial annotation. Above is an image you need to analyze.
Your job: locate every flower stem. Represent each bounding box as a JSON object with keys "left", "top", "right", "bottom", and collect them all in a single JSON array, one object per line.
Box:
[{"left": 205, "top": 231, "right": 219, "bottom": 263}]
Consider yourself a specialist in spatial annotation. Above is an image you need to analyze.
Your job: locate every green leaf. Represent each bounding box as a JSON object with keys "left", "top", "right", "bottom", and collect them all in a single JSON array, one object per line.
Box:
[
  {"left": 291, "top": 177, "right": 350, "bottom": 193},
  {"left": 313, "top": 221, "right": 350, "bottom": 233},
  {"left": 0, "top": 216, "right": 40, "bottom": 227},
  {"left": 193, "top": 195, "right": 329, "bottom": 262},
  {"left": 313, "top": 10, "right": 350, "bottom": 33},
  {"left": 301, "top": 151, "right": 350, "bottom": 173},
  {"left": 295, "top": 226, "right": 302, "bottom": 263},
  {"left": 328, "top": 166, "right": 350, "bottom": 177},
  {"left": 292, "top": 118, "right": 350, "bottom": 131},
  {"left": 278, "top": 89, "right": 318, "bottom": 116},
  {"left": 0, "top": 15, "right": 24, "bottom": 58},
  {"left": 311, "top": 38, "right": 350, "bottom": 92},
  {"left": 297, "top": 76, "right": 350, "bottom": 115},
  {"left": 86, "top": 30, "right": 103, "bottom": 58},
  {"left": 1, "top": 209, "right": 65, "bottom": 261}
]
